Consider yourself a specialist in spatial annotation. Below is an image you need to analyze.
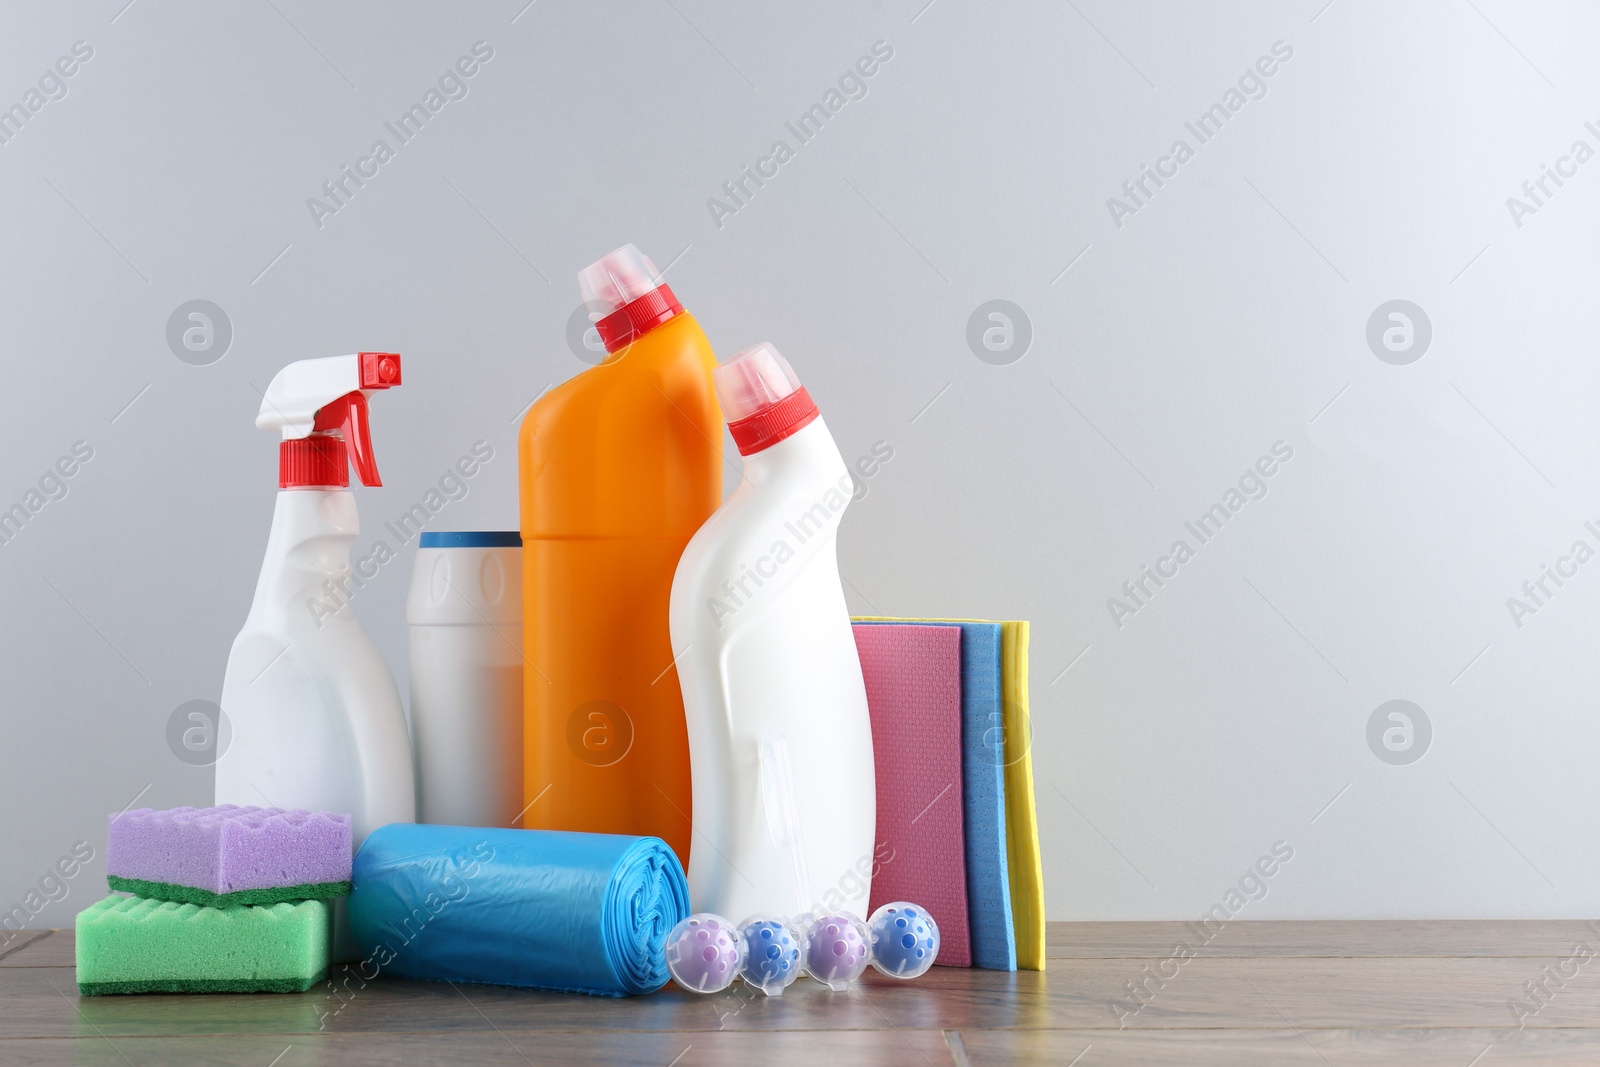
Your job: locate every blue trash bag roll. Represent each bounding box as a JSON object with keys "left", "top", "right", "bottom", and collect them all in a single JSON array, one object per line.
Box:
[{"left": 348, "top": 823, "right": 689, "bottom": 996}]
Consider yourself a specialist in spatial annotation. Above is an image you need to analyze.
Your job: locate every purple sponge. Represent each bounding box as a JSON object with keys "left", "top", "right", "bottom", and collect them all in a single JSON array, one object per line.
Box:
[{"left": 107, "top": 805, "right": 351, "bottom": 907}]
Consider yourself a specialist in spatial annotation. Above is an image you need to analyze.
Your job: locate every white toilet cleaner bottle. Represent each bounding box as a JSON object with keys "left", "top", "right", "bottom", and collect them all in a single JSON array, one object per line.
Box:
[
  {"left": 669, "top": 343, "right": 875, "bottom": 920},
  {"left": 216, "top": 352, "right": 416, "bottom": 852}
]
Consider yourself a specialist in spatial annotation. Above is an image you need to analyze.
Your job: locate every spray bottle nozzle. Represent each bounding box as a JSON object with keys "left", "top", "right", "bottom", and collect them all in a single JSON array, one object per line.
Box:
[
  {"left": 259, "top": 353, "right": 401, "bottom": 489},
  {"left": 358, "top": 351, "right": 402, "bottom": 390}
]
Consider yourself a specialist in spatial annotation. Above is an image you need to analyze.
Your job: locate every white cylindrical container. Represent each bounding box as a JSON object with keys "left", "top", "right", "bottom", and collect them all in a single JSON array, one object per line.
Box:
[{"left": 406, "top": 531, "right": 524, "bottom": 827}]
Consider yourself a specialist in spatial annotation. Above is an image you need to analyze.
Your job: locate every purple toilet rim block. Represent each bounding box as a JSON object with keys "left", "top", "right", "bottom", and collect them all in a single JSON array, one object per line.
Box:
[{"left": 106, "top": 805, "right": 352, "bottom": 907}]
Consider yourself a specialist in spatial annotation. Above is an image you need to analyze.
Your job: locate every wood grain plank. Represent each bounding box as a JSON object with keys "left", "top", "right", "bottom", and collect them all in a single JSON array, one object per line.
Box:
[
  {"left": 959, "top": 1027, "right": 1600, "bottom": 1067},
  {"left": 1, "top": 964, "right": 1010, "bottom": 1039},
  {"left": 0, "top": 1030, "right": 947, "bottom": 1067},
  {"left": 11, "top": 955, "right": 1600, "bottom": 1037},
  {"left": 1007, "top": 955, "right": 1600, "bottom": 1032},
  {"left": 0, "top": 930, "right": 70, "bottom": 968},
  {"left": 1049, "top": 919, "right": 1600, "bottom": 959},
  {"left": 0, "top": 930, "right": 51, "bottom": 964},
  {"left": 10, "top": 1029, "right": 1600, "bottom": 1067},
  {"left": 13, "top": 921, "right": 1600, "bottom": 1060},
  {"left": 42, "top": 918, "right": 1600, "bottom": 969}
]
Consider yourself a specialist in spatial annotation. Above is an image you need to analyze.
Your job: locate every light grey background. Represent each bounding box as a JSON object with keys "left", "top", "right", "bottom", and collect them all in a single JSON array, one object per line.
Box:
[{"left": 3, "top": 0, "right": 1597, "bottom": 928}]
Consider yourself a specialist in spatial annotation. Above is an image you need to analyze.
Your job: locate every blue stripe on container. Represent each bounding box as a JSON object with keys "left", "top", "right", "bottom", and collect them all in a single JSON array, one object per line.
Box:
[{"left": 418, "top": 531, "right": 522, "bottom": 549}]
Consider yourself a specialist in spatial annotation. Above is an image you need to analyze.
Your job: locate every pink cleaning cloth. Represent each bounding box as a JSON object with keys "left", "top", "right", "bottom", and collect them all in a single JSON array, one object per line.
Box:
[{"left": 853, "top": 623, "right": 971, "bottom": 967}]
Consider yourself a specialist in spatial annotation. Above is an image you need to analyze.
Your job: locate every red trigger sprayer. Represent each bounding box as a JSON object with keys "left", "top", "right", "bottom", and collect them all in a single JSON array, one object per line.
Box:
[{"left": 255, "top": 351, "right": 402, "bottom": 487}]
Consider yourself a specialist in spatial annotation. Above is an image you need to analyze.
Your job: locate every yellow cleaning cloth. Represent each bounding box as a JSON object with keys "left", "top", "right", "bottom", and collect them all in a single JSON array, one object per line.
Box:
[{"left": 855, "top": 616, "right": 1045, "bottom": 970}]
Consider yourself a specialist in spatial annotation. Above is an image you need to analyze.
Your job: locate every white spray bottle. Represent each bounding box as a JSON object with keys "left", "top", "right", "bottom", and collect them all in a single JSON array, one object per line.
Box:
[
  {"left": 669, "top": 343, "right": 876, "bottom": 921},
  {"left": 216, "top": 352, "right": 416, "bottom": 852}
]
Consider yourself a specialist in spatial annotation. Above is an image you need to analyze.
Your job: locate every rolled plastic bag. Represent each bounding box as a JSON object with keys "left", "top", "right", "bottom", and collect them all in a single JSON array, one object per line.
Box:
[{"left": 348, "top": 823, "right": 688, "bottom": 996}]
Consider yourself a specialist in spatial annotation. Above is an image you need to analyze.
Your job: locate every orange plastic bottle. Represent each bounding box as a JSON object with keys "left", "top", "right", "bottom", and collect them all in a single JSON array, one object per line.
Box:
[{"left": 518, "top": 245, "right": 721, "bottom": 865}]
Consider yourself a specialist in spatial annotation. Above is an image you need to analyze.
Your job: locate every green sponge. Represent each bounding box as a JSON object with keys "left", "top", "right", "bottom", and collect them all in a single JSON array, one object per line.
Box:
[
  {"left": 105, "top": 875, "right": 351, "bottom": 908},
  {"left": 76, "top": 895, "right": 329, "bottom": 995}
]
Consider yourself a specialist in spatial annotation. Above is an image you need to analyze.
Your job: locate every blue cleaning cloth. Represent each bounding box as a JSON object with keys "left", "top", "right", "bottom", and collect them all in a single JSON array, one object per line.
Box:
[
  {"left": 348, "top": 824, "right": 689, "bottom": 996},
  {"left": 855, "top": 620, "right": 1016, "bottom": 971}
]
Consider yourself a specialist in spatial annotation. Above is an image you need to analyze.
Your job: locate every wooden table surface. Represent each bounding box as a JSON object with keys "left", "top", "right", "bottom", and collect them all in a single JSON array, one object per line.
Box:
[{"left": 8, "top": 921, "right": 1600, "bottom": 1064}]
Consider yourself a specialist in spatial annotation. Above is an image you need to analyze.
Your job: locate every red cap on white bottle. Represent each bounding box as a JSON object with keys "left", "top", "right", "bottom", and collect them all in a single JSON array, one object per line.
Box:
[{"left": 714, "top": 343, "right": 819, "bottom": 456}]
